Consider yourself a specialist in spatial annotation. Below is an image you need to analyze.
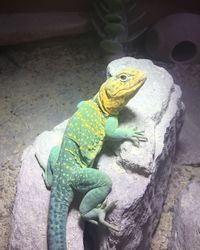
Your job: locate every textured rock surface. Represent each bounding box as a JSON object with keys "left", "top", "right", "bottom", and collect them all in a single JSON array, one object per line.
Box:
[
  {"left": 10, "top": 57, "right": 184, "bottom": 250},
  {"left": 168, "top": 181, "right": 200, "bottom": 250}
]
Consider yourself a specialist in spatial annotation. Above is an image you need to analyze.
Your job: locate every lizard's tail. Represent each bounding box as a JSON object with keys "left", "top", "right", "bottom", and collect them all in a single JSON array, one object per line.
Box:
[{"left": 48, "top": 186, "right": 74, "bottom": 250}]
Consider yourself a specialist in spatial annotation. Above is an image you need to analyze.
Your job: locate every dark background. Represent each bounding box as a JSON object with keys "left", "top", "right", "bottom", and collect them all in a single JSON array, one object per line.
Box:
[{"left": 0, "top": 0, "right": 199, "bottom": 14}]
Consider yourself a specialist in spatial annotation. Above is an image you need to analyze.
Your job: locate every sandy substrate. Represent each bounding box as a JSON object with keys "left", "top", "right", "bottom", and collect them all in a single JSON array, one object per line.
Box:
[{"left": 0, "top": 33, "right": 199, "bottom": 250}]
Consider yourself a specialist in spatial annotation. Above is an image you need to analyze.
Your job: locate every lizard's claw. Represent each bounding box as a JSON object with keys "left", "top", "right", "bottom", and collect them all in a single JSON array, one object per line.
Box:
[
  {"left": 98, "top": 201, "right": 119, "bottom": 232},
  {"left": 131, "top": 137, "right": 140, "bottom": 147},
  {"left": 129, "top": 128, "right": 148, "bottom": 146},
  {"left": 99, "top": 213, "right": 119, "bottom": 232}
]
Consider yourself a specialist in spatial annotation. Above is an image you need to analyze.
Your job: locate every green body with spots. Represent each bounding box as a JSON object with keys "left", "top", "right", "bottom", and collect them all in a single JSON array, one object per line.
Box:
[{"left": 36, "top": 68, "right": 147, "bottom": 250}]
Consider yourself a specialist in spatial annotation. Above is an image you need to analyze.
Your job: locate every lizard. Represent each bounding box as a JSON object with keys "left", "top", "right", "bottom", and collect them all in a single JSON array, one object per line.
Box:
[{"left": 35, "top": 67, "right": 147, "bottom": 250}]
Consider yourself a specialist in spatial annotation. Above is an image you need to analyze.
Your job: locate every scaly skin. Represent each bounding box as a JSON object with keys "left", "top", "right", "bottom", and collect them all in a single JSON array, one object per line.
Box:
[{"left": 36, "top": 67, "right": 147, "bottom": 250}]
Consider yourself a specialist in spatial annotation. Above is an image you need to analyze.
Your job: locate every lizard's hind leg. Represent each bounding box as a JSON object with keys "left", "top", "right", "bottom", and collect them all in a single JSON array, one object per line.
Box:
[{"left": 72, "top": 168, "right": 118, "bottom": 231}]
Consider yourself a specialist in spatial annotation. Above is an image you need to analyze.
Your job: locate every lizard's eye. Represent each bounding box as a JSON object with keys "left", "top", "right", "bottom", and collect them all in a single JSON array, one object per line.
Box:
[{"left": 119, "top": 74, "right": 129, "bottom": 82}]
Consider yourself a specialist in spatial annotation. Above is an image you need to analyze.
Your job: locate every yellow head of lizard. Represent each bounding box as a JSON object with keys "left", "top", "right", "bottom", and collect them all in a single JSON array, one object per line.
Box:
[{"left": 96, "top": 67, "right": 146, "bottom": 116}]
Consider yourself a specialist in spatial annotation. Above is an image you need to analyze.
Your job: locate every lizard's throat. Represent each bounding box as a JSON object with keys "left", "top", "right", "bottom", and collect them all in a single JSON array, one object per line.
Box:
[{"left": 96, "top": 91, "right": 125, "bottom": 116}]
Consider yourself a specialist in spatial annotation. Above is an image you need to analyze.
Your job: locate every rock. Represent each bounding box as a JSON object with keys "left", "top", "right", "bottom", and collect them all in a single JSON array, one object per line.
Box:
[
  {"left": 9, "top": 57, "right": 184, "bottom": 250},
  {"left": 168, "top": 181, "right": 200, "bottom": 250},
  {"left": 176, "top": 114, "right": 200, "bottom": 165}
]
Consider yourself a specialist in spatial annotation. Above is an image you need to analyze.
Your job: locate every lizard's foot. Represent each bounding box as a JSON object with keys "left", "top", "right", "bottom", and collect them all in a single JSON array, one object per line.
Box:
[
  {"left": 83, "top": 201, "right": 119, "bottom": 232},
  {"left": 35, "top": 153, "right": 52, "bottom": 189},
  {"left": 42, "top": 171, "right": 52, "bottom": 190},
  {"left": 127, "top": 127, "right": 148, "bottom": 147}
]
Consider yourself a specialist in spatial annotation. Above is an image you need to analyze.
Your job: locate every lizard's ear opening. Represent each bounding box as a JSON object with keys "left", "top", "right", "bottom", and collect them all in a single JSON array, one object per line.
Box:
[{"left": 106, "top": 72, "right": 112, "bottom": 78}]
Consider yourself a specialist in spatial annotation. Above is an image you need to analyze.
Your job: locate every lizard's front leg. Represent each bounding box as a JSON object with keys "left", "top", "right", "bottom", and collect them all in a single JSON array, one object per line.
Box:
[{"left": 105, "top": 116, "right": 147, "bottom": 146}]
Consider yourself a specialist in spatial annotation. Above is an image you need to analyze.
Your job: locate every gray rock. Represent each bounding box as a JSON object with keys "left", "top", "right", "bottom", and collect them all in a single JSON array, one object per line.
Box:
[
  {"left": 176, "top": 114, "right": 200, "bottom": 165},
  {"left": 9, "top": 57, "right": 184, "bottom": 250},
  {"left": 169, "top": 181, "right": 200, "bottom": 250}
]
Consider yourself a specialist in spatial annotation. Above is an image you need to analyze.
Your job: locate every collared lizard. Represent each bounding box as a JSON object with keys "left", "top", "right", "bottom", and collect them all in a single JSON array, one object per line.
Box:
[{"left": 35, "top": 67, "right": 147, "bottom": 250}]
